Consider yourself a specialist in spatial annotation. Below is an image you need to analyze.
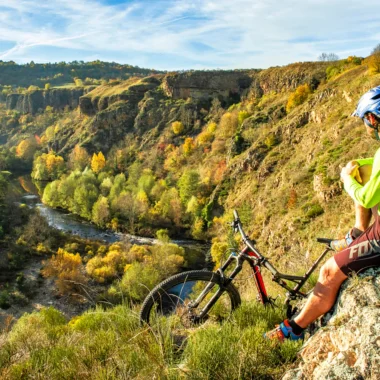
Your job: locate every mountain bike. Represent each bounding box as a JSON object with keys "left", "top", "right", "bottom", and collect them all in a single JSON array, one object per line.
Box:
[{"left": 140, "top": 210, "right": 333, "bottom": 330}]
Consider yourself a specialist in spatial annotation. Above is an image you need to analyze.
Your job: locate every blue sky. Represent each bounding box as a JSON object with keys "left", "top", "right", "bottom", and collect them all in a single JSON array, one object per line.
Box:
[{"left": 0, "top": 0, "right": 379, "bottom": 70}]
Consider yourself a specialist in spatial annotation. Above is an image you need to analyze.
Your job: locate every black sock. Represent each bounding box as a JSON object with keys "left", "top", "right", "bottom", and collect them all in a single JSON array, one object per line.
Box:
[
  {"left": 352, "top": 227, "right": 364, "bottom": 239},
  {"left": 288, "top": 319, "right": 304, "bottom": 335}
]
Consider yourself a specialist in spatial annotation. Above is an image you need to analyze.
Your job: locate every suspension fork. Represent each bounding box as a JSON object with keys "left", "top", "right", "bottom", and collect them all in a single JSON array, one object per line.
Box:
[{"left": 189, "top": 252, "right": 244, "bottom": 317}]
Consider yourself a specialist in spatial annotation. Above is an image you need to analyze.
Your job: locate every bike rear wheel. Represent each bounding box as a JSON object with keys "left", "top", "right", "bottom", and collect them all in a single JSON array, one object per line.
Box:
[{"left": 140, "top": 270, "right": 241, "bottom": 329}]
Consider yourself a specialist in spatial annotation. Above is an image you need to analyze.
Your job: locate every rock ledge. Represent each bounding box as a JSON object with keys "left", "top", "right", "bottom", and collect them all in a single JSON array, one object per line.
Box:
[{"left": 283, "top": 267, "right": 380, "bottom": 380}]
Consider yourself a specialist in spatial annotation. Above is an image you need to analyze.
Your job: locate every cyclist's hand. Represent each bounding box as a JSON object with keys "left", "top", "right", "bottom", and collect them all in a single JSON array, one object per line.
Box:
[{"left": 341, "top": 161, "right": 361, "bottom": 183}]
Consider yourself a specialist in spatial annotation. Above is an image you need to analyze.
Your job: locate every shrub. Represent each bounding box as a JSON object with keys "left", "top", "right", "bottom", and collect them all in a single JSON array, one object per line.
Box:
[
  {"left": 368, "top": 52, "right": 380, "bottom": 75},
  {"left": 171, "top": 121, "right": 184, "bottom": 134},
  {"left": 42, "top": 248, "right": 88, "bottom": 294},
  {"left": 286, "top": 84, "right": 311, "bottom": 113}
]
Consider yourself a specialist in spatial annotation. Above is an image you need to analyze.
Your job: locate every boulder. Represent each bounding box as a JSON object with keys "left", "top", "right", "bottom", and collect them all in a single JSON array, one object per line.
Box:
[{"left": 283, "top": 267, "right": 380, "bottom": 380}]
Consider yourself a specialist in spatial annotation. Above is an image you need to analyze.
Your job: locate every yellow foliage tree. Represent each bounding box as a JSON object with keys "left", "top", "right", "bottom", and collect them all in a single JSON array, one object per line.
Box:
[
  {"left": 368, "top": 52, "right": 380, "bottom": 75},
  {"left": 172, "top": 121, "right": 184, "bottom": 135},
  {"left": 286, "top": 84, "right": 311, "bottom": 113},
  {"left": 91, "top": 152, "right": 106, "bottom": 173},
  {"left": 197, "top": 131, "right": 213, "bottom": 145},
  {"left": 219, "top": 112, "right": 238, "bottom": 138},
  {"left": 16, "top": 137, "right": 39, "bottom": 161},
  {"left": 42, "top": 248, "right": 87, "bottom": 294},
  {"left": 45, "top": 153, "right": 64, "bottom": 175},
  {"left": 183, "top": 137, "right": 195, "bottom": 156}
]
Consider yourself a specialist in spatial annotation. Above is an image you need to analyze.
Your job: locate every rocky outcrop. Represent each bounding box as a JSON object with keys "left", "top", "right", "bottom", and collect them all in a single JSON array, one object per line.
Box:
[
  {"left": 249, "top": 62, "right": 329, "bottom": 98},
  {"left": 162, "top": 71, "right": 254, "bottom": 101},
  {"left": 6, "top": 88, "right": 93, "bottom": 114},
  {"left": 79, "top": 76, "right": 161, "bottom": 116},
  {"left": 283, "top": 267, "right": 380, "bottom": 380}
]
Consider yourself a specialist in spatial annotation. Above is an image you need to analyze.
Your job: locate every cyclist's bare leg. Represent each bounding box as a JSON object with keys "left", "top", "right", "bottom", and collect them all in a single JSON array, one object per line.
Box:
[{"left": 293, "top": 257, "right": 347, "bottom": 328}]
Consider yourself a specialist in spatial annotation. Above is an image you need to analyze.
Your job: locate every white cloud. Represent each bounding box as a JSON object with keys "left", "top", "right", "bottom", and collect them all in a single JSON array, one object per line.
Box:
[{"left": 0, "top": 0, "right": 379, "bottom": 69}]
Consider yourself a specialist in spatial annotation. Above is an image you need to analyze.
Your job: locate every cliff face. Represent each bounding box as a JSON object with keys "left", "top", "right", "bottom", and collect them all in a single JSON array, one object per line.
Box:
[
  {"left": 6, "top": 88, "right": 91, "bottom": 114},
  {"left": 79, "top": 76, "right": 162, "bottom": 116},
  {"left": 162, "top": 70, "right": 255, "bottom": 101},
  {"left": 283, "top": 267, "right": 380, "bottom": 380}
]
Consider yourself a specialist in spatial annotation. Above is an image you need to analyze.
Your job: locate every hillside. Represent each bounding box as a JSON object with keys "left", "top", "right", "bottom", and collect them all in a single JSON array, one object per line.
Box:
[
  {"left": 0, "top": 60, "right": 162, "bottom": 88},
  {"left": 1, "top": 56, "right": 380, "bottom": 378}
]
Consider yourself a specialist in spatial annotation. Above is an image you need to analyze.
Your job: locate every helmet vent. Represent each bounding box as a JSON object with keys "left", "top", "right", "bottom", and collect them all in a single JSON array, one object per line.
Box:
[{"left": 371, "top": 93, "right": 380, "bottom": 100}]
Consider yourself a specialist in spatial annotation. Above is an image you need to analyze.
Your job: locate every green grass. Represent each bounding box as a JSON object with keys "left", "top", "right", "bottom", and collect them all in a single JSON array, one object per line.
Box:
[{"left": 0, "top": 301, "right": 301, "bottom": 379}]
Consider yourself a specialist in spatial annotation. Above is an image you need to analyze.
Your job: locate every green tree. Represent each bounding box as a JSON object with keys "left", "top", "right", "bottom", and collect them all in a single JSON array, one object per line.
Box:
[
  {"left": 178, "top": 170, "right": 200, "bottom": 204},
  {"left": 92, "top": 196, "right": 110, "bottom": 227}
]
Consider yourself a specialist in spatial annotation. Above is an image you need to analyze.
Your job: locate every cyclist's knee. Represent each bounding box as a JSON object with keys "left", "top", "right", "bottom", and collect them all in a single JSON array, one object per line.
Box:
[{"left": 319, "top": 258, "right": 347, "bottom": 286}]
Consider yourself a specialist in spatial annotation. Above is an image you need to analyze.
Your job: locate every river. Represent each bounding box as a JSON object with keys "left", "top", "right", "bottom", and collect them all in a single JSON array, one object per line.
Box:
[{"left": 14, "top": 176, "right": 209, "bottom": 255}]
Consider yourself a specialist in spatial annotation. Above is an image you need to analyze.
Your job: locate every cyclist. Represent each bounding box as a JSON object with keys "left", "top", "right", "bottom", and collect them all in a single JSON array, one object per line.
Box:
[{"left": 265, "top": 85, "right": 380, "bottom": 341}]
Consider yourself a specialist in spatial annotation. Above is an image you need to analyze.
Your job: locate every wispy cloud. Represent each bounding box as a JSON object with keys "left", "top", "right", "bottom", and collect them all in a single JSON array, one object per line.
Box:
[{"left": 0, "top": 0, "right": 379, "bottom": 69}]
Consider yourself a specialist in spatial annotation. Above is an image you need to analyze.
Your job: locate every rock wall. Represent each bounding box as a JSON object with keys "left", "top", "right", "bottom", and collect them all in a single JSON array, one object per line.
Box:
[
  {"left": 79, "top": 77, "right": 161, "bottom": 116},
  {"left": 162, "top": 71, "right": 255, "bottom": 101},
  {"left": 6, "top": 88, "right": 91, "bottom": 114},
  {"left": 249, "top": 62, "right": 330, "bottom": 98},
  {"left": 283, "top": 267, "right": 380, "bottom": 380}
]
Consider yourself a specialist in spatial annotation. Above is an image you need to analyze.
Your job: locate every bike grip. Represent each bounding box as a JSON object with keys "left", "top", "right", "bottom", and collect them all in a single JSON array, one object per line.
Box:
[
  {"left": 316, "top": 237, "right": 333, "bottom": 244},
  {"left": 233, "top": 210, "right": 239, "bottom": 220}
]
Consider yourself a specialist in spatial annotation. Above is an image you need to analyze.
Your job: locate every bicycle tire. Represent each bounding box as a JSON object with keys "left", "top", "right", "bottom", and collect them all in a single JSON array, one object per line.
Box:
[{"left": 140, "top": 270, "right": 241, "bottom": 326}]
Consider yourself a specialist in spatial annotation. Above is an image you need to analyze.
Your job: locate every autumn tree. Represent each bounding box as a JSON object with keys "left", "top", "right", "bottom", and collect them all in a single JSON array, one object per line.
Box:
[
  {"left": 183, "top": 137, "right": 195, "bottom": 156},
  {"left": 368, "top": 43, "right": 380, "bottom": 74},
  {"left": 42, "top": 248, "right": 88, "bottom": 295},
  {"left": 16, "top": 137, "right": 39, "bottom": 161},
  {"left": 91, "top": 152, "right": 106, "bottom": 173},
  {"left": 172, "top": 121, "right": 184, "bottom": 135},
  {"left": 286, "top": 84, "right": 311, "bottom": 113},
  {"left": 32, "top": 152, "right": 65, "bottom": 180},
  {"left": 92, "top": 196, "right": 110, "bottom": 227},
  {"left": 68, "top": 145, "right": 90, "bottom": 171},
  {"left": 219, "top": 112, "right": 238, "bottom": 138}
]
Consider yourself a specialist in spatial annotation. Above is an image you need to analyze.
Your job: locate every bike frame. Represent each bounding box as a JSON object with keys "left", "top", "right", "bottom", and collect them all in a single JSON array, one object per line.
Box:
[{"left": 214, "top": 210, "right": 332, "bottom": 317}]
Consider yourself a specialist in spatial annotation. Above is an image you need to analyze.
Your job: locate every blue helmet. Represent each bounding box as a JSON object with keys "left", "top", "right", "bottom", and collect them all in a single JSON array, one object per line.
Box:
[{"left": 352, "top": 86, "right": 380, "bottom": 118}]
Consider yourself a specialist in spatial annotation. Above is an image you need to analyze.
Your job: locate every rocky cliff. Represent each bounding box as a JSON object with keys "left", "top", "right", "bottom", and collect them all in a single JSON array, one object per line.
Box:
[
  {"left": 6, "top": 88, "right": 93, "bottom": 114},
  {"left": 162, "top": 70, "right": 255, "bottom": 101},
  {"left": 283, "top": 267, "right": 380, "bottom": 380},
  {"left": 79, "top": 76, "right": 162, "bottom": 116}
]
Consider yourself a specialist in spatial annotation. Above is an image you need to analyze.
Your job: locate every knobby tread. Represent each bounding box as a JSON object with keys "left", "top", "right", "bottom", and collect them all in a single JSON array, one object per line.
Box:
[{"left": 139, "top": 270, "right": 241, "bottom": 324}]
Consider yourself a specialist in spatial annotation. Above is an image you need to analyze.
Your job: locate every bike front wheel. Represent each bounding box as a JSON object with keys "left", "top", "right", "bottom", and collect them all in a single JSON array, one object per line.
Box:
[{"left": 140, "top": 270, "right": 241, "bottom": 329}]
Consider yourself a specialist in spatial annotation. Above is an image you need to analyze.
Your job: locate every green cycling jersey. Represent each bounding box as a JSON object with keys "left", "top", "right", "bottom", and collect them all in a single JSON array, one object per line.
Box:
[{"left": 344, "top": 148, "right": 380, "bottom": 210}]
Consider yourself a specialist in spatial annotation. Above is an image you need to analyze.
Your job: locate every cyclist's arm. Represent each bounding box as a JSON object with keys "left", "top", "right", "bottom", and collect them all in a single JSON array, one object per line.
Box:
[
  {"left": 344, "top": 150, "right": 380, "bottom": 208},
  {"left": 355, "top": 158, "right": 374, "bottom": 166}
]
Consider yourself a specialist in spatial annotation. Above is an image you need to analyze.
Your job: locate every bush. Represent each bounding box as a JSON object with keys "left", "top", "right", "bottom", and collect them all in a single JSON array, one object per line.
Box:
[
  {"left": 171, "top": 121, "right": 184, "bottom": 134},
  {"left": 286, "top": 84, "right": 311, "bottom": 113},
  {"left": 368, "top": 52, "right": 380, "bottom": 75},
  {"left": 42, "top": 248, "right": 88, "bottom": 294}
]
